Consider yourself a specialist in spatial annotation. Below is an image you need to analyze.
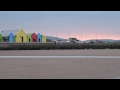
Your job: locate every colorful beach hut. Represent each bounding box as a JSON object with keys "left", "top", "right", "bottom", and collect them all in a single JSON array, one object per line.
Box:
[
  {"left": 42, "top": 35, "right": 46, "bottom": 43},
  {"left": 0, "top": 33, "right": 2, "bottom": 42},
  {"left": 31, "top": 33, "right": 37, "bottom": 42},
  {"left": 27, "top": 33, "right": 32, "bottom": 42},
  {"left": 37, "top": 33, "right": 42, "bottom": 42}
]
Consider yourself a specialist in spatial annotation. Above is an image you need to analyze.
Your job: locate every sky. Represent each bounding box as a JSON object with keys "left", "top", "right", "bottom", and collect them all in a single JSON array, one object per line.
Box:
[{"left": 0, "top": 11, "right": 120, "bottom": 40}]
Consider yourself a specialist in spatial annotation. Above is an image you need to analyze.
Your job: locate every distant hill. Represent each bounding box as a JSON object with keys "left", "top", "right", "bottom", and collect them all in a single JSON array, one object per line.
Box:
[
  {"left": 46, "top": 36, "right": 120, "bottom": 43},
  {"left": 46, "top": 36, "right": 67, "bottom": 41},
  {"left": 84, "top": 39, "right": 119, "bottom": 43}
]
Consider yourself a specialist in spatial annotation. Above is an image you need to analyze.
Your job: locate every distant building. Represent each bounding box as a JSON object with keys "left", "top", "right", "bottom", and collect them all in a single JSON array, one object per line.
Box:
[
  {"left": 55, "top": 39, "right": 63, "bottom": 44},
  {"left": 46, "top": 39, "right": 53, "bottom": 42},
  {"left": 65, "top": 39, "right": 70, "bottom": 43},
  {"left": 69, "top": 38, "right": 78, "bottom": 43}
]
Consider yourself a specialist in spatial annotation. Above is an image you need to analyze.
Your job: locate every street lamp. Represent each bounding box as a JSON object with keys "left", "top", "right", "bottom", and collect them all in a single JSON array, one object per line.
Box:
[{"left": 81, "top": 32, "right": 82, "bottom": 41}]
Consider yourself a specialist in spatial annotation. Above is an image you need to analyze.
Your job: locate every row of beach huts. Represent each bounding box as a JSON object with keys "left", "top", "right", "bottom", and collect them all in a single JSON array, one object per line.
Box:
[{"left": 0, "top": 29, "right": 46, "bottom": 43}]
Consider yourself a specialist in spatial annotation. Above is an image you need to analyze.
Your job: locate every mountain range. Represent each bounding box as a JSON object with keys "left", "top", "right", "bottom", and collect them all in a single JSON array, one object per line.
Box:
[{"left": 84, "top": 39, "right": 120, "bottom": 43}]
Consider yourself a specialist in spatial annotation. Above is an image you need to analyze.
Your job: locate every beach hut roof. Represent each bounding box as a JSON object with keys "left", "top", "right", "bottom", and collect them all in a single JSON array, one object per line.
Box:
[
  {"left": 1, "top": 30, "right": 19, "bottom": 37},
  {"left": 27, "top": 33, "right": 32, "bottom": 35},
  {"left": 37, "top": 33, "right": 42, "bottom": 35}
]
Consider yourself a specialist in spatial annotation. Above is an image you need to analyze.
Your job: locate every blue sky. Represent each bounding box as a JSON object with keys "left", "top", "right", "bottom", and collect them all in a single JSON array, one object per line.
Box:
[{"left": 0, "top": 11, "right": 120, "bottom": 40}]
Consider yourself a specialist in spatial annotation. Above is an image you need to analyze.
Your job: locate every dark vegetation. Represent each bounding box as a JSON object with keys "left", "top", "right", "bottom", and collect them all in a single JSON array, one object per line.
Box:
[{"left": 0, "top": 42, "right": 120, "bottom": 50}]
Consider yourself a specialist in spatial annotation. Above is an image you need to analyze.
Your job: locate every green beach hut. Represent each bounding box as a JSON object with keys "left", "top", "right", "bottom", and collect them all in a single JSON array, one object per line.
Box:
[
  {"left": 27, "top": 33, "right": 32, "bottom": 42},
  {"left": 0, "top": 33, "right": 2, "bottom": 42}
]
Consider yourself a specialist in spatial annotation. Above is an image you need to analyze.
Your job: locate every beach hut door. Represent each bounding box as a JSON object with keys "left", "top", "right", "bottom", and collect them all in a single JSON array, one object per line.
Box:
[
  {"left": 33, "top": 38, "right": 35, "bottom": 42},
  {"left": 29, "top": 38, "right": 30, "bottom": 42},
  {"left": 21, "top": 37, "right": 23, "bottom": 42}
]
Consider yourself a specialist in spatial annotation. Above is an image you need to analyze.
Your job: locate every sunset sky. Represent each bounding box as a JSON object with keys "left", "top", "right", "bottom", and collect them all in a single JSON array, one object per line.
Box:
[{"left": 0, "top": 11, "right": 120, "bottom": 40}]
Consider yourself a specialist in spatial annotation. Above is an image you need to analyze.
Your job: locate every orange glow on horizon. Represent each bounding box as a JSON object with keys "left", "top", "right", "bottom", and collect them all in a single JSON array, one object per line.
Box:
[
  {"left": 56, "top": 34, "right": 120, "bottom": 41},
  {"left": 44, "top": 32, "right": 120, "bottom": 40}
]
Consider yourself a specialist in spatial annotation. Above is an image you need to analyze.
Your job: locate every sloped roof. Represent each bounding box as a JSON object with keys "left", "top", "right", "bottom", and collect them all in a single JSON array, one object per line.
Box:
[
  {"left": 37, "top": 33, "right": 41, "bottom": 35},
  {"left": 37, "top": 33, "right": 42, "bottom": 36},
  {"left": 27, "top": 33, "right": 32, "bottom": 35},
  {"left": 1, "top": 30, "right": 19, "bottom": 37},
  {"left": 32, "top": 32, "right": 37, "bottom": 34}
]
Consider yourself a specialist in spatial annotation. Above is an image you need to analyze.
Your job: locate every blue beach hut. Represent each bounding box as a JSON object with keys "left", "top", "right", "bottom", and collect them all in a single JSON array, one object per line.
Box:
[
  {"left": 1, "top": 31, "right": 15, "bottom": 42},
  {"left": 37, "top": 33, "right": 42, "bottom": 42}
]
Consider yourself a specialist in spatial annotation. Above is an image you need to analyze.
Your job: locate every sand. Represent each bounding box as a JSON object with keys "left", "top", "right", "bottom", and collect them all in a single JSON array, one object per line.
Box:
[
  {"left": 0, "top": 49, "right": 120, "bottom": 56},
  {"left": 0, "top": 49, "right": 120, "bottom": 79}
]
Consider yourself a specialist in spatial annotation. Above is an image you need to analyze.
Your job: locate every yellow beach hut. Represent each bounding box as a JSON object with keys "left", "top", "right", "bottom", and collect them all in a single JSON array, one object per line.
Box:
[
  {"left": 14, "top": 29, "right": 27, "bottom": 42},
  {"left": 42, "top": 35, "right": 46, "bottom": 43}
]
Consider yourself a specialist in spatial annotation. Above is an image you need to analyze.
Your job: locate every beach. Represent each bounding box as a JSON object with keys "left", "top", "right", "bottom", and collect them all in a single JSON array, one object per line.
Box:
[
  {"left": 0, "top": 49, "right": 120, "bottom": 56},
  {"left": 0, "top": 49, "right": 120, "bottom": 79}
]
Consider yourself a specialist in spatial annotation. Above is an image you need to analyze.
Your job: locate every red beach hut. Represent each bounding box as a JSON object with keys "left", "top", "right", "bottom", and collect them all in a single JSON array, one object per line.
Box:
[{"left": 31, "top": 33, "right": 37, "bottom": 42}]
